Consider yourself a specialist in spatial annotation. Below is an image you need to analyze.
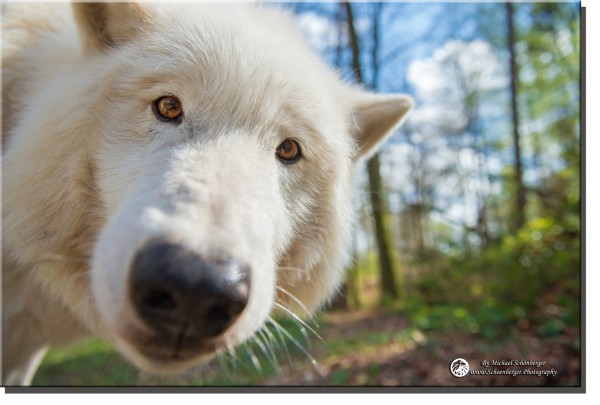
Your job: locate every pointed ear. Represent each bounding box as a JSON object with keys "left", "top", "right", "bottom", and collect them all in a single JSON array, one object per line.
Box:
[
  {"left": 73, "top": 2, "right": 151, "bottom": 53},
  {"left": 351, "top": 93, "right": 414, "bottom": 160}
]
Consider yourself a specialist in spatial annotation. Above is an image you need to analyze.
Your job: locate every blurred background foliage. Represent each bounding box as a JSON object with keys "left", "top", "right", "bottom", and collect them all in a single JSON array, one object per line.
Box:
[
  {"left": 289, "top": 0, "right": 581, "bottom": 385},
  {"left": 299, "top": 0, "right": 581, "bottom": 338}
]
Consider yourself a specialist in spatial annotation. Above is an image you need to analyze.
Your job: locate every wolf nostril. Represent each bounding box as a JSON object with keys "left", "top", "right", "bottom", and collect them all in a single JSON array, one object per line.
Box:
[
  {"left": 141, "top": 289, "right": 178, "bottom": 313},
  {"left": 129, "top": 241, "right": 250, "bottom": 342}
]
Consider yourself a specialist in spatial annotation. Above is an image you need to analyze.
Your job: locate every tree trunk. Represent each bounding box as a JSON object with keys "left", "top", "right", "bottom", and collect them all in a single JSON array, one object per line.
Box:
[
  {"left": 346, "top": 2, "right": 398, "bottom": 301},
  {"left": 506, "top": 2, "right": 526, "bottom": 230}
]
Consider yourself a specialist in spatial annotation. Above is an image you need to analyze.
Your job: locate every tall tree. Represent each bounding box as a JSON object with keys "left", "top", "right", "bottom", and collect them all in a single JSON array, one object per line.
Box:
[
  {"left": 506, "top": 2, "right": 527, "bottom": 230},
  {"left": 346, "top": 2, "right": 398, "bottom": 301},
  {"left": 520, "top": 3, "right": 580, "bottom": 223}
]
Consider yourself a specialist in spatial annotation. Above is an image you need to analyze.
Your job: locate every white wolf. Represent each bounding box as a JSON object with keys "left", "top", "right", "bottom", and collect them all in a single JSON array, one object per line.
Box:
[{"left": 1, "top": 2, "right": 412, "bottom": 385}]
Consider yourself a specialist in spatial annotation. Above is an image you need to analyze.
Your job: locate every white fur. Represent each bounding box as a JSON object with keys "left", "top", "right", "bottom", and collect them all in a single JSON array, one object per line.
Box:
[{"left": 2, "top": 2, "right": 413, "bottom": 385}]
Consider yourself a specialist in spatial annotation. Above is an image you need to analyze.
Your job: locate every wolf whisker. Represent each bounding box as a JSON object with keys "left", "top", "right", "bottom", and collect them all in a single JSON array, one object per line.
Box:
[
  {"left": 258, "top": 327, "right": 279, "bottom": 363},
  {"left": 251, "top": 335, "right": 275, "bottom": 371},
  {"left": 244, "top": 344, "right": 262, "bottom": 374},
  {"left": 223, "top": 339, "right": 240, "bottom": 375},
  {"left": 260, "top": 323, "right": 288, "bottom": 367},
  {"left": 267, "top": 317, "right": 294, "bottom": 372},
  {"left": 275, "top": 285, "right": 317, "bottom": 326},
  {"left": 256, "top": 329, "right": 281, "bottom": 374},
  {"left": 268, "top": 317, "right": 324, "bottom": 377},
  {"left": 273, "top": 301, "right": 323, "bottom": 344}
]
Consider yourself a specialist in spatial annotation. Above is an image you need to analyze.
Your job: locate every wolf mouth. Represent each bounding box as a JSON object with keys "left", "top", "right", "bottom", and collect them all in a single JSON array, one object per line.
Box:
[{"left": 122, "top": 326, "right": 222, "bottom": 364}]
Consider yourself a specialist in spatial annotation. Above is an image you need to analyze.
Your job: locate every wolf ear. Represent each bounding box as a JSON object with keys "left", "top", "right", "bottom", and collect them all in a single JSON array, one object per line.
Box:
[
  {"left": 73, "top": 3, "right": 150, "bottom": 53},
  {"left": 351, "top": 93, "right": 414, "bottom": 160}
]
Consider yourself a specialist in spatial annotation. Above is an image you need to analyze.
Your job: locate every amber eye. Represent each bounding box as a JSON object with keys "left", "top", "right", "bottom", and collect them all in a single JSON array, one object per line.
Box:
[
  {"left": 276, "top": 138, "right": 302, "bottom": 163},
  {"left": 153, "top": 96, "right": 183, "bottom": 122}
]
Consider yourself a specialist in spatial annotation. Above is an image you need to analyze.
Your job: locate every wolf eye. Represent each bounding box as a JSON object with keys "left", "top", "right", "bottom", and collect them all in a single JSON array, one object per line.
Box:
[
  {"left": 153, "top": 96, "right": 183, "bottom": 122},
  {"left": 276, "top": 138, "right": 301, "bottom": 164}
]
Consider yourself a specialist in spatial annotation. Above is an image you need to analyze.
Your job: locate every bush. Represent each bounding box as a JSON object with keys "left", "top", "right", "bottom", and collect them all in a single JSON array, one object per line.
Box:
[{"left": 403, "top": 215, "right": 580, "bottom": 337}]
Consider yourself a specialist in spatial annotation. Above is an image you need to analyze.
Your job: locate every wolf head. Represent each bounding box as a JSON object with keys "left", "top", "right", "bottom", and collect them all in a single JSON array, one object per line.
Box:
[{"left": 67, "top": 3, "right": 413, "bottom": 373}]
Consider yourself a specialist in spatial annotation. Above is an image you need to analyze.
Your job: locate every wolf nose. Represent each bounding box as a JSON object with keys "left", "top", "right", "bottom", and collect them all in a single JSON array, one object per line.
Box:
[{"left": 129, "top": 242, "right": 250, "bottom": 340}]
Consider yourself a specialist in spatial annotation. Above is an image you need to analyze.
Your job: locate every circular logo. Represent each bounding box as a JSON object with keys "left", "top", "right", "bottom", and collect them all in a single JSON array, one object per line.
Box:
[{"left": 450, "top": 358, "right": 470, "bottom": 378}]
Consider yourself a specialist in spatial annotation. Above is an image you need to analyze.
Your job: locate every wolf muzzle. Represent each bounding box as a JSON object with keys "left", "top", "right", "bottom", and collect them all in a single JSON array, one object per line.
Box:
[{"left": 129, "top": 240, "right": 250, "bottom": 348}]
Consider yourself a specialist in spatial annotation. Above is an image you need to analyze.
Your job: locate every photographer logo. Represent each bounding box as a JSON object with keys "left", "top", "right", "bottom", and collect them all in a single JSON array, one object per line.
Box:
[{"left": 450, "top": 358, "right": 470, "bottom": 378}]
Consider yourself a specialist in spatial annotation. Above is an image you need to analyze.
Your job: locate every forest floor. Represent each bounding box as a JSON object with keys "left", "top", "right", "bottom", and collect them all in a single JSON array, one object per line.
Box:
[
  {"left": 33, "top": 308, "right": 581, "bottom": 388},
  {"left": 260, "top": 309, "right": 581, "bottom": 388}
]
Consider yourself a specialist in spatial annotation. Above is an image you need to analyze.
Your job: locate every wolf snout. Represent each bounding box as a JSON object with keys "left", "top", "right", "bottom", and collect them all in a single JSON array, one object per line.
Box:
[{"left": 129, "top": 241, "right": 250, "bottom": 344}]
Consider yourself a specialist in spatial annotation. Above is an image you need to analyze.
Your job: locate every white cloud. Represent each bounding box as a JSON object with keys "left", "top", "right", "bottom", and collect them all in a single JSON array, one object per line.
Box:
[
  {"left": 295, "top": 11, "right": 342, "bottom": 53},
  {"left": 408, "top": 39, "right": 508, "bottom": 102}
]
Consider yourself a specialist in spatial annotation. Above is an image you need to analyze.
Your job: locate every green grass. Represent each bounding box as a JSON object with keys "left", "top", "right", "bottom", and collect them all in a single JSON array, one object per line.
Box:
[
  {"left": 33, "top": 338, "right": 136, "bottom": 386},
  {"left": 31, "top": 314, "right": 421, "bottom": 386},
  {"left": 32, "top": 317, "right": 321, "bottom": 386}
]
